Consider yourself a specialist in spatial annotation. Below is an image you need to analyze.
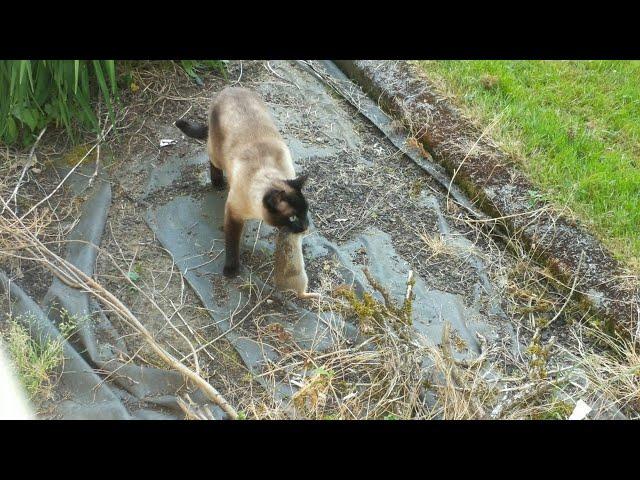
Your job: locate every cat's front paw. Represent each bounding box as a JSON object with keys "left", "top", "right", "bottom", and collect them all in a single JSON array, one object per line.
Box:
[{"left": 223, "top": 264, "right": 239, "bottom": 278}]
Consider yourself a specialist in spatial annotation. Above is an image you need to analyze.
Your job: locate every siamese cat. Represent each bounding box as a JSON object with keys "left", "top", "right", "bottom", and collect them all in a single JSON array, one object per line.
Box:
[
  {"left": 274, "top": 229, "right": 320, "bottom": 300},
  {"left": 175, "top": 87, "right": 310, "bottom": 277}
]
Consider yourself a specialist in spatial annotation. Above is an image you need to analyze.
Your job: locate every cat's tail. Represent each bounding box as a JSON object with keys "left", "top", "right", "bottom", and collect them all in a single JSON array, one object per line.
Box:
[{"left": 175, "top": 119, "right": 208, "bottom": 140}]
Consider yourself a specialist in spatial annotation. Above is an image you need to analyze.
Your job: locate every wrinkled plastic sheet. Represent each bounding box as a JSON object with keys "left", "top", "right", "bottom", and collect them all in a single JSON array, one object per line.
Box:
[
  {"left": 0, "top": 60, "right": 507, "bottom": 419},
  {"left": 0, "top": 164, "right": 224, "bottom": 420}
]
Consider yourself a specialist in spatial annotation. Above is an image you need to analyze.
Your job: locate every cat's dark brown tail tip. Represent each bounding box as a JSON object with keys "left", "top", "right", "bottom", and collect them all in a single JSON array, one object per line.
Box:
[{"left": 175, "top": 119, "right": 208, "bottom": 140}]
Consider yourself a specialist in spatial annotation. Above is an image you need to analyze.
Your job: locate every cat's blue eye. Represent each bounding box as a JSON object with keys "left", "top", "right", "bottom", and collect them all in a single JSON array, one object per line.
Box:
[{"left": 289, "top": 215, "right": 297, "bottom": 223}]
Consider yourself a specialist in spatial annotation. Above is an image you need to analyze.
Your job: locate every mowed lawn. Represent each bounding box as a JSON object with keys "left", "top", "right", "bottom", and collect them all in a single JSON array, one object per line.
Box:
[{"left": 415, "top": 61, "right": 640, "bottom": 270}]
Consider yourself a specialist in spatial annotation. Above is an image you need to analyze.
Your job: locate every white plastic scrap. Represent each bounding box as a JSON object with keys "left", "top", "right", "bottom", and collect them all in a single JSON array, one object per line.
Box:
[
  {"left": 160, "top": 139, "right": 177, "bottom": 148},
  {"left": 568, "top": 399, "right": 592, "bottom": 420}
]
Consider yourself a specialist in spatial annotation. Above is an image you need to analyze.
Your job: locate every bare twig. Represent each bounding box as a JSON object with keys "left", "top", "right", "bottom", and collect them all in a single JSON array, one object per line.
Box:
[
  {"left": 0, "top": 196, "right": 239, "bottom": 419},
  {"left": 177, "top": 394, "right": 216, "bottom": 420},
  {"left": 265, "top": 61, "right": 301, "bottom": 90},
  {"left": 2, "top": 127, "right": 47, "bottom": 215}
]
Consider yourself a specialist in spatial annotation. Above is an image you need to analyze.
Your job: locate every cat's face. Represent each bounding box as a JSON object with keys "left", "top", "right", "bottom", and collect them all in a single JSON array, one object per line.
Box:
[{"left": 263, "top": 175, "right": 310, "bottom": 233}]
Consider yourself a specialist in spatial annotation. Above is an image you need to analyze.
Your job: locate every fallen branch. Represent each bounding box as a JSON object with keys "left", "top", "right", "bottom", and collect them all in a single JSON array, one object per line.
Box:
[
  {"left": 177, "top": 394, "right": 216, "bottom": 420},
  {"left": 0, "top": 196, "right": 239, "bottom": 419}
]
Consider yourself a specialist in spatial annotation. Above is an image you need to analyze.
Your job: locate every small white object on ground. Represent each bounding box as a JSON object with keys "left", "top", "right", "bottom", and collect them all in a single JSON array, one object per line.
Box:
[
  {"left": 568, "top": 399, "right": 592, "bottom": 420},
  {"left": 160, "top": 139, "right": 177, "bottom": 148}
]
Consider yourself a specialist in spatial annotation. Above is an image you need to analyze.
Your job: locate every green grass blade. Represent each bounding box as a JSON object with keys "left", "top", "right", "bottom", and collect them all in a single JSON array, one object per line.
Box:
[
  {"left": 105, "top": 60, "right": 116, "bottom": 95},
  {"left": 74, "top": 60, "right": 79, "bottom": 94},
  {"left": 18, "top": 60, "right": 27, "bottom": 85}
]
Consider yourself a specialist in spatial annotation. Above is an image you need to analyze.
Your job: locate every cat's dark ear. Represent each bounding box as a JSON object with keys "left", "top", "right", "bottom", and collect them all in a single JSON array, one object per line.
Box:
[
  {"left": 287, "top": 175, "right": 308, "bottom": 191},
  {"left": 263, "top": 189, "right": 287, "bottom": 212}
]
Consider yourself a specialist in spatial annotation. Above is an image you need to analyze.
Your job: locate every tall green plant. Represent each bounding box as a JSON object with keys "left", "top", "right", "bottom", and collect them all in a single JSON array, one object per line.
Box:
[
  {"left": 0, "top": 60, "right": 227, "bottom": 148},
  {"left": 0, "top": 60, "right": 118, "bottom": 147}
]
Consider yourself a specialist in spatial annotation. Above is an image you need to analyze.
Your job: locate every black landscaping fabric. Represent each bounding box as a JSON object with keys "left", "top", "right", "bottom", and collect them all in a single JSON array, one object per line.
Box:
[{"left": 0, "top": 61, "right": 514, "bottom": 419}]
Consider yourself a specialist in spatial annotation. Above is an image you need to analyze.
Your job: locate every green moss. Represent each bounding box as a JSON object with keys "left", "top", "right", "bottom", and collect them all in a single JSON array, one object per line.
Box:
[
  {"left": 63, "top": 144, "right": 97, "bottom": 166},
  {"left": 409, "top": 178, "right": 425, "bottom": 198},
  {"left": 334, "top": 285, "right": 382, "bottom": 334}
]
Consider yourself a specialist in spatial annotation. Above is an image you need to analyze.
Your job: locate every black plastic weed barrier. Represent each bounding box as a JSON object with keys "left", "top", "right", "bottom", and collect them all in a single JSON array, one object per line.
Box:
[{"left": 1, "top": 61, "right": 569, "bottom": 419}]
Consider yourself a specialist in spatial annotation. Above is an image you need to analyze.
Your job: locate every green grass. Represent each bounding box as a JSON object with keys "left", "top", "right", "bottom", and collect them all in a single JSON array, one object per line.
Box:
[
  {"left": 1, "top": 309, "right": 86, "bottom": 402},
  {"left": 0, "top": 60, "right": 118, "bottom": 147},
  {"left": 2, "top": 317, "right": 65, "bottom": 400},
  {"left": 415, "top": 61, "right": 640, "bottom": 269},
  {"left": 0, "top": 60, "right": 226, "bottom": 148}
]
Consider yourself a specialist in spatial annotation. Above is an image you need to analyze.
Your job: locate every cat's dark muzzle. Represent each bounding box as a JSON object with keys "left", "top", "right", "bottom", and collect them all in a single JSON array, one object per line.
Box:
[
  {"left": 284, "top": 216, "right": 310, "bottom": 234},
  {"left": 286, "top": 223, "right": 308, "bottom": 234}
]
